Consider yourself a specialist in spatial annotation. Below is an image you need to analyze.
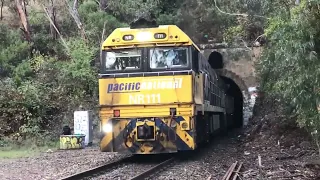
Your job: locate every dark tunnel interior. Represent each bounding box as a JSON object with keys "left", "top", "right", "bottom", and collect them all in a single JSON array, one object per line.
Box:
[
  {"left": 220, "top": 76, "right": 243, "bottom": 128},
  {"left": 208, "top": 51, "right": 224, "bottom": 69}
]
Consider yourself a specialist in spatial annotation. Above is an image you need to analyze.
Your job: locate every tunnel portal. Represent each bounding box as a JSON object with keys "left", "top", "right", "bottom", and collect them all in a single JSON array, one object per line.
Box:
[
  {"left": 207, "top": 51, "right": 246, "bottom": 128},
  {"left": 220, "top": 76, "right": 244, "bottom": 128}
]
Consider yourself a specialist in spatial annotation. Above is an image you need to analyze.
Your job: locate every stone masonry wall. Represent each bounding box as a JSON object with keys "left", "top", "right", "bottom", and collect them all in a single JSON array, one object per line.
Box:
[{"left": 199, "top": 44, "right": 263, "bottom": 126}]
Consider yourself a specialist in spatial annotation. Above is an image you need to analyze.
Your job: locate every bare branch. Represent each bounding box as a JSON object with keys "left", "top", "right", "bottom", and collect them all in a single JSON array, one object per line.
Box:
[
  {"left": 42, "top": 4, "right": 69, "bottom": 52},
  {"left": 64, "top": 0, "right": 87, "bottom": 42},
  {"left": 213, "top": 0, "right": 269, "bottom": 19},
  {"left": 100, "top": 21, "right": 107, "bottom": 65},
  {"left": 254, "top": 34, "right": 265, "bottom": 43},
  {"left": 239, "top": 39, "right": 252, "bottom": 51}
]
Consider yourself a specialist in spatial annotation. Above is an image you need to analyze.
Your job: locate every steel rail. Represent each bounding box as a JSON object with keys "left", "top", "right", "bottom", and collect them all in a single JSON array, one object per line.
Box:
[
  {"left": 222, "top": 161, "right": 243, "bottom": 180},
  {"left": 59, "top": 156, "right": 134, "bottom": 180},
  {"left": 129, "top": 157, "right": 175, "bottom": 180}
]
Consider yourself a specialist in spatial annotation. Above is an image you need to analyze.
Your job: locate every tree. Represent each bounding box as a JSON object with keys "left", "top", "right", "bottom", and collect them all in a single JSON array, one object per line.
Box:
[
  {"left": 257, "top": 0, "right": 320, "bottom": 154},
  {"left": 99, "top": 0, "right": 107, "bottom": 11},
  {"left": 15, "top": 0, "right": 31, "bottom": 42}
]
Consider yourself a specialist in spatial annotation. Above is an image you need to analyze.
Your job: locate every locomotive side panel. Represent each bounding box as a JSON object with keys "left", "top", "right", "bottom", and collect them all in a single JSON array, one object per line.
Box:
[{"left": 195, "top": 49, "right": 226, "bottom": 111}]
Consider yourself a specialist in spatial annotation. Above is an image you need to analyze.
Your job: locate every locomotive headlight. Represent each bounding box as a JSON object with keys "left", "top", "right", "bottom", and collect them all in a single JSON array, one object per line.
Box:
[
  {"left": 102, "top": 122, "right": 113, "bottom": 133},
  {"left": 136, "top": 32, "right": 152, "bottom": 42}
]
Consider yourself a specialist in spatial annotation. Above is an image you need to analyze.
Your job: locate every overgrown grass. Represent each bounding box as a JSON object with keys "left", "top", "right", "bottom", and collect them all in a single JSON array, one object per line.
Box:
[
  {"left": 0, "top": 138, "right": 59, "bottom": 159},
  {"left": 0, "top": 148, "right": 42, "bottom": 159}
]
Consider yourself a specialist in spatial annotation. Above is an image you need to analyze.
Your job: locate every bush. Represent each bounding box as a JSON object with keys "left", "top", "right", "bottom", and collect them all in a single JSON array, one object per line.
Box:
[{"left": 257, "top": 1, "right": 320, "bottom": 154}]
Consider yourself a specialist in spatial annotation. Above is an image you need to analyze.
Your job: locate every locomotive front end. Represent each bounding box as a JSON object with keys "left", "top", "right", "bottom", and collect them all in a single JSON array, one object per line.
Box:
[{"left": 99, "top": 75, "right": 196, "bottom": 154}]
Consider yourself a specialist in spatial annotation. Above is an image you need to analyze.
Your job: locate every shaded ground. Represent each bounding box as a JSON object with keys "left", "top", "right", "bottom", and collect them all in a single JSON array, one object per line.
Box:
[
  {"left": 239, "top": 95, "right": 320, "bottom": 179},
  {"left": 157, "top": 95, "right": 320, "bottom": 180}
]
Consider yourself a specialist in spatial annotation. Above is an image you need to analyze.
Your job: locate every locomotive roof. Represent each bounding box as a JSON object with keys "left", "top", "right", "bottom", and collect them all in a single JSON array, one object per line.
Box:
[{"left": 101, "top": 25, "right": 200, "bottom": 51}]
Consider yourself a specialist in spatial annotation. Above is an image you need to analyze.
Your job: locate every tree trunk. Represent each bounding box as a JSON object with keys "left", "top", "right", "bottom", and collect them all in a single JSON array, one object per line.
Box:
[
  {"left": 100, "top": 21, "right": 107, "bottom": 66},
  {"left": 48, "top": 0, "right": 58, "bottom": 39},
  {"left": 0, "top": 0, "right": 4, "bottom": 20},
  {"left": 42, "top": 4, "right": 69, "bottom": 52},
  {"left": 15, "top": 0, "right": 31, "bottom": 42},
  {"left": 65, "top": 0, "right": 87, "bottom": 42},
  {"left": 100, "top": 0, "right": 107, "bottom": 11}
]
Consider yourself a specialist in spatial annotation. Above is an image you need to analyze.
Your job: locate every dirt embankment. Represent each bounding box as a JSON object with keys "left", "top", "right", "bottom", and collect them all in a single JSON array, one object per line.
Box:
[{"left": 240, "top": 94, "right": 320, "bottom": 179}]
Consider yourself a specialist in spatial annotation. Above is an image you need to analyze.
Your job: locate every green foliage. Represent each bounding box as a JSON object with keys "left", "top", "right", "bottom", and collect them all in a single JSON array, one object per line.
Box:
[
  {"left": 59, "top": 38, "right": 98, "bottom": 100},
  {"left": 0, "top": 4, "right": 100, "bottom": 141},
  {"left": 156, "top": 13, "right": 178, "bottom": 25},
  {"left": 107, "top": 0, "right": 160, "bottom": 22},
  {"left": 0, "top": 25, "right": 31, "bottom": 77},
  {"left": 224, "top": 25, "right": 245, "bottom": 43},
  {"left": 257, "top": 0, "right": 320, "bottom": 149},
  {"left": 79, "top": 1, "right": 127, "bottom": 44}
]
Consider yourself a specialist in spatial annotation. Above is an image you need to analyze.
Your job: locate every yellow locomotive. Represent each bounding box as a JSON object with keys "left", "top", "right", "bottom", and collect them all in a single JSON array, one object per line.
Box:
[{"left": 99, "top": 20, "right": 234, "bottom": 154}]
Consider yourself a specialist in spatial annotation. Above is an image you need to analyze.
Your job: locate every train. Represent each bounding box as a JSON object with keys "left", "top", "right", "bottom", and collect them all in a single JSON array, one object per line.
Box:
[{"left": 98, "top": 19, "right": 235, "bottom": 154}]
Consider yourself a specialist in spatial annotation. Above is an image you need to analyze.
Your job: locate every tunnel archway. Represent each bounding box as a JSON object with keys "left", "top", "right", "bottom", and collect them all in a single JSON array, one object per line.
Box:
[
  {"left": 208, "top": 51, "right": 224, "bottom": 69},
  {"left": 216, "top": 69, "right": 249, "bottom": 95},
  {"left": 220, "top": 76, "right": 244, "bottom": 128},
  {"left": 206, "top": 51, "right": 249, "bottom": 128}
]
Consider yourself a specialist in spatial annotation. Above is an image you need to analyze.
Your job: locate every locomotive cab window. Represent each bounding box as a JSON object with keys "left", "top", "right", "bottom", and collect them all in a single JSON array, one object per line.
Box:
[
  {"left": 101, "top": 48, "right": 142, "bottom": 73},
  {"left": 149, "top": 47, "right": 189, "bottom": 69}
]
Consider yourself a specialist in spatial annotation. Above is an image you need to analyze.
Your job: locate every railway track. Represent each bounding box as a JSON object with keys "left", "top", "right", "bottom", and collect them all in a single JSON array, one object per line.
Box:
[
  {"left": 222, "top": 161, "right": 243, "bottom": 180},
  {"left": 130, "top": 157, "right": 175, "bottom": 180},
  {"left": 60, "top": 155, "right": 134, "bottom": 180},
  {"left": 59, "top": 155, "right": 175, "bottom": 180}
]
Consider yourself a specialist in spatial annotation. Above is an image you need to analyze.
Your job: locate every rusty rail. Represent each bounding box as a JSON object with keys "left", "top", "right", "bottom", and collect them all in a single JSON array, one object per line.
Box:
[{"left": 222, "top": 161, "right": 243, "bottom": 180}]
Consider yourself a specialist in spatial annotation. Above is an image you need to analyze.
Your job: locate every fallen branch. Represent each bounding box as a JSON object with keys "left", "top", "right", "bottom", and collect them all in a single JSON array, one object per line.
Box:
[
  {"left": 276, "top": 150, "right": 307, "bottom": 160},
  {"left": 305, "top": 159, "right": 320, "bottom": 167},
  {"left": 257, "top": 155, "right": 265, "bottom": 179},
  {"left": 271, "top": 174, "right": 306, "bottom": 179},
  {"left": 206, "top": 175, "right": 211, "bottom": 180}
]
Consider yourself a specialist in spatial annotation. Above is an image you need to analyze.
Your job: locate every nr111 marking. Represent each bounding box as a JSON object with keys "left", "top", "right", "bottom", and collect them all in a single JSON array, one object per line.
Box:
[{"left": 129, "top": 94, "right": 161, "bottom": 104}]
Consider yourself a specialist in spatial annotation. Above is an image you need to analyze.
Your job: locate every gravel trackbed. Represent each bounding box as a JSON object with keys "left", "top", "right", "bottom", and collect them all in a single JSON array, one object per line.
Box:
[{"left": 0, "top": 147, "right": 126, "bottom": 180}]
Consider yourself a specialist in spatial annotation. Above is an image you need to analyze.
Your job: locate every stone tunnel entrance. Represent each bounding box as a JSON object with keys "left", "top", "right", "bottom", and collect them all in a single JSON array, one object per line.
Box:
[
  {"left": 220, "top": 76, "right": 244, "bottom": 128},
  {"left": 207, "top": 51, "right": 247, "bottom": 128}
]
